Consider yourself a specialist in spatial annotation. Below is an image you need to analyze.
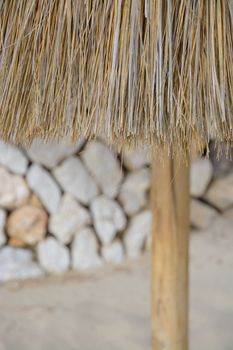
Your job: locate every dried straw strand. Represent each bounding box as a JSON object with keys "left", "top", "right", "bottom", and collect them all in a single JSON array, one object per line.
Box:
[{"left": 0, "top": 0, "right": 232, "bottom": 154}]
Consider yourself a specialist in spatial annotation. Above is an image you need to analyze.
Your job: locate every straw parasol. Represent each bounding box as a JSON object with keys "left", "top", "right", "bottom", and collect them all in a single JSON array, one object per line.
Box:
[{"left": 0, "top": 1, "right": 232, "bottom": 349}]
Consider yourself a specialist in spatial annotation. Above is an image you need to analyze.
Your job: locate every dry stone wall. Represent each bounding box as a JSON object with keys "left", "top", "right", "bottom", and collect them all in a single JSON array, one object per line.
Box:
[{"left": 0, "top": 139, "right": 232, "bottom": 282}]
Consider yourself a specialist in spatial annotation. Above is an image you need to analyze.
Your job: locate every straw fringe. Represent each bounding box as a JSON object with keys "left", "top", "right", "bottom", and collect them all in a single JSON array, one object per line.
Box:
[{"left": 0, "top": 0, "right": 232, "bottom": 153}]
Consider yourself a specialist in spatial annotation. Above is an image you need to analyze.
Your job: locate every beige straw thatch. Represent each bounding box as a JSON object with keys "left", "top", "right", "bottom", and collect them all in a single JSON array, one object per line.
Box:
[{"left": 0, "top": 1, "right": 232, "bottom": 153}]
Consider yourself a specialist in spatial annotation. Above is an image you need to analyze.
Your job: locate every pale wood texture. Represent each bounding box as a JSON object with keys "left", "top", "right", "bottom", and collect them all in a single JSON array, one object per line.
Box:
[{"left": 151, "top": 152, "right": 190, "bottom": 350}]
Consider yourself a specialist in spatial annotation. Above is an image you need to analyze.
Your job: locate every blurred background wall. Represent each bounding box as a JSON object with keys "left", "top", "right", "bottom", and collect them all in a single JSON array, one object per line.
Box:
[{"left": 0, "top": 139, "right": 232, "bottom": 282}]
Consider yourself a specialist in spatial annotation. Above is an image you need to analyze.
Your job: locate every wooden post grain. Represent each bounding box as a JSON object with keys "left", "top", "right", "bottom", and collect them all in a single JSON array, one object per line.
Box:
[{"left": 151, "top": 152, "right": 190, "bottom": 350}]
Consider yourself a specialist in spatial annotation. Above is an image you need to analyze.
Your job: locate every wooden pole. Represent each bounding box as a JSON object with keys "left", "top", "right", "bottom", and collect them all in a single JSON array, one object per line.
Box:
[{"left": 151, "top": 151, "right": 190, "bottom": 350}]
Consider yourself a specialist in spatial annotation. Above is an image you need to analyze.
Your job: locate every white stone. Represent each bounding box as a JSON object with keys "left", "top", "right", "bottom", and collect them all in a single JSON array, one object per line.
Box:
[
  {"left": 37, "top": 238, "right": 70, "bottom": 274},
  {"left": 124, "top": 210, "right": 152, "bottom": 259},
  {"left": 122, "top": 147, "right": 151, "bottom": 170},
  {"left": 27, "top": 164, "right": 61, "bottom": 213},
  {"left": 190, "top": 199, "right": 218, "bottom": 230},
  {"left": 26, "top": 138, "right": 84, "bottom": 169},
  {"left": 145, "top": 234, "right": 152, "bottom": 251},
  {"left": 91, "top": 195, "right": 127, "bottom": 245},
  {"left": 82, "top": 141, "right": 123, "bottom": 198},
  {"left": 0, "top": 209, "right": 6, "bottom": 247},
  {"left": 72, "top": 228, "right": 102, "bottom": 270},
  {"left": 49, "top": 194, "right": 91, "bottom": 244},
  {"left": 0, "top": 209, "right": 6, "bottom": 229},
  {"left": 101, "top": 240, "right": 124, "bottom": 264},
  {"left": 0, "top": 141, "right": 28, "bottom": 175},
  {"left": 0, "top": 247, "right": 44, "bottom": 282},
  {"left": 53, "top": 157, "right": 99, "bottom": 205},
  {"left": 0, "top": 167, "right": 30, "bottom": 209},
  {"left": 0, "top": 230, "right": 6, "bottom": 247},
  {"left": 190, "top": 158, "right": 213, "bottom": 197},
  {"left": 223, "top": 207, "right": 233, "bottom": 220},
  {"left": 0, "top": 246, "right": 34, "bottom": 263},
  {"left": 118, "top": 168, "right": 151, "bottom": 216},
  {"left": 205, "top": 173, "right": 233, "bottom": 211}
]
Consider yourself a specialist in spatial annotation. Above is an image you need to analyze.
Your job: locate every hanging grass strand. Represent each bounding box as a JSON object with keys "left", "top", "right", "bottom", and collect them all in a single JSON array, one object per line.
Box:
[{"left": 0, "top": 0, "right": 232, "bottom": 154}]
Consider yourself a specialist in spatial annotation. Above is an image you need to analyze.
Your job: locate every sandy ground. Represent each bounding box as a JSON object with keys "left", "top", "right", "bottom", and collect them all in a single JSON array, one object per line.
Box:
[{"left": 0, "top": 227, "right": 233, "bottom": 350}]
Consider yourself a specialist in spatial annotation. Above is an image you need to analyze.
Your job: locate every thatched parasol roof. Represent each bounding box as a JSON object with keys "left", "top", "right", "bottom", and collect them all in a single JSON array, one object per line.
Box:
[{"left": 0, "top": 1, "right": 232, "bottom": 153}]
